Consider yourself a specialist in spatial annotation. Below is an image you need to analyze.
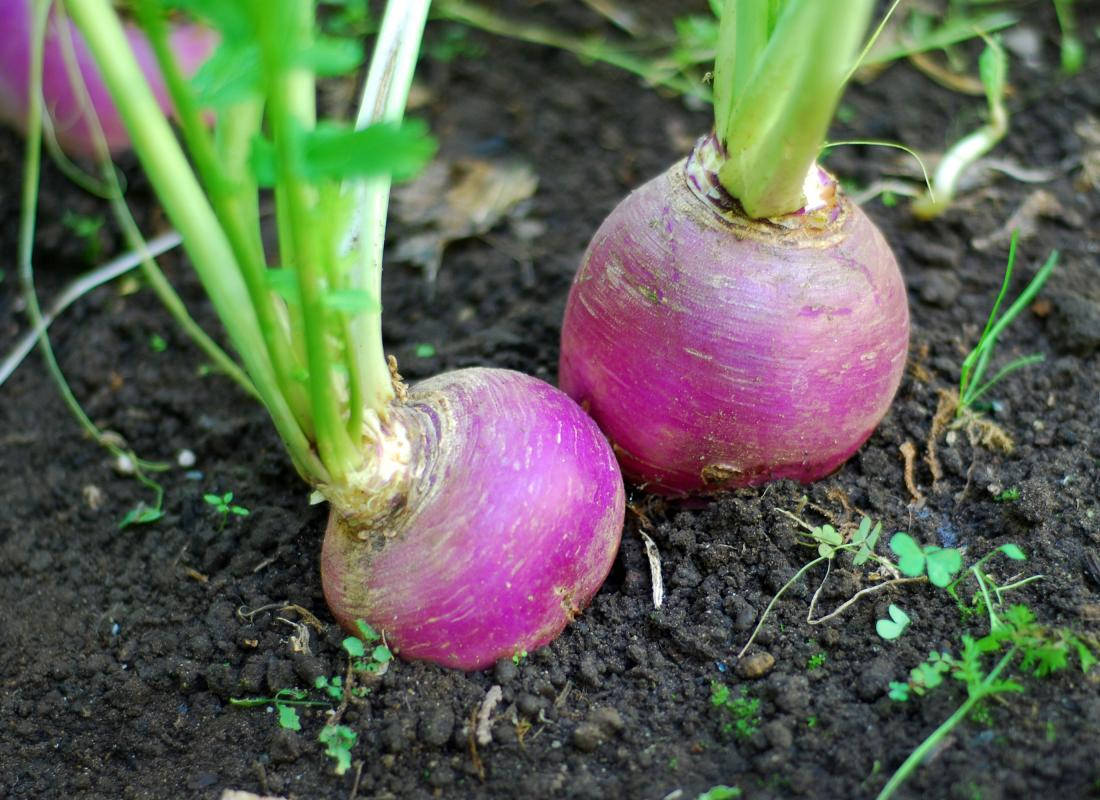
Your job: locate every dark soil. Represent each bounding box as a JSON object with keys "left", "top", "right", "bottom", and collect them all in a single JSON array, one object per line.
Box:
[{"left": 3, "top": 4, "right": 1100, "bottom": 799}]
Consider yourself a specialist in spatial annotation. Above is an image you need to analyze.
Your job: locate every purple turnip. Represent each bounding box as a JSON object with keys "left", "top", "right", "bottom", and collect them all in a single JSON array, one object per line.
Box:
[
  {"left": 559, "top": 1, "right": 909, "bottom": 495},
  {"left": 43, "top": 0, "right": 624, "bottom": 669},
  {"left": 0, "top": 0, "right": 214, "bottom": 157}
]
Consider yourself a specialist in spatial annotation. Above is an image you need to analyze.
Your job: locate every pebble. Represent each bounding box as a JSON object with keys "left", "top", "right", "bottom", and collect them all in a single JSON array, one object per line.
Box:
[
  {"left": 571, "top": 722, "right": 605, "bottom": 752},
  {"left": 736, "top": 651, "right": 775, "bottom": 679},
  {"left": 177, "top": 449, "right": 197, "bottom": 468}
]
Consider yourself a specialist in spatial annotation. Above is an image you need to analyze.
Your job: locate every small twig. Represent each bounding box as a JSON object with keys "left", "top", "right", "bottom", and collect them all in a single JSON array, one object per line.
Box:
[
  {"left": 899, "top": 441, "right": 923, "bottom": 503},
  {"left": 638, "top": 530, "right": 664, "bottom": 609},
  {"left": 808, "top": 577, "right": 927, "bottom": 625},
  {"left": 348, "top": 760, "right": 365, "bottom": 800}
]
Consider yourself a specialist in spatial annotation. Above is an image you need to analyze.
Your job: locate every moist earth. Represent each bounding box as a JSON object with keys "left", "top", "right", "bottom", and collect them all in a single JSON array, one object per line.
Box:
[{"left": 2, "top": 3, "right": 1099, "bottom": 799}]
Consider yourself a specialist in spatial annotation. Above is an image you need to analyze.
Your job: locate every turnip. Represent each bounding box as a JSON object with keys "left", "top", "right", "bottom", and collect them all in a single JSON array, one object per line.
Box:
[
  {"left": 559, "top": 0, "right": 910, "bottom": 495},
  {"left": 0, "top": 0, "right": 214, "bottom": 156},
  {"left": 31, "top": 0, "right": 624, "bottom": 670}
]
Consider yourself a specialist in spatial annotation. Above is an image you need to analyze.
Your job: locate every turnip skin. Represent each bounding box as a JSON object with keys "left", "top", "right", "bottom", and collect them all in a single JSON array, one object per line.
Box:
[
  {"left": 321, "top": 367, "right": 625, "bottom": 671},
  {"left": 0, "top": 0, "right": 215, "bottom": 157},
  {"left": 559, "top": 154, "right": 909, "bottom": 496}
]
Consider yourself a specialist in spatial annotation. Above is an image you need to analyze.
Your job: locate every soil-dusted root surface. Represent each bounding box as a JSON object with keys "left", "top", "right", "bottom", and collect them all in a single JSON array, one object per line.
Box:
[{"left": 2, "top": 3, "right": 1099, "bottom": 799}]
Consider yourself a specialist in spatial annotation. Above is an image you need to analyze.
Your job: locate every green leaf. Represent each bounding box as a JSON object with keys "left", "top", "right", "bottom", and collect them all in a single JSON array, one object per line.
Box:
[
  {"left": 318, "top": 724, "right": 357, "bottom": 775},
  {"left": 277, "top": 703, "right": 302, "bottom": 731},
  {"left": 887, "top": 681, "right": 910, "bottom": 702},
  {"left": 890, "top": 533, "right": 925, "bottom": 577},
  {"left": 296, "top": 36, "right": 363, "bottom": 75},
  {"left": 876, "top": 604, "right": 911, "bottom": 640},
  {"left": 299, "top": 120, "right": 436, "bottom": 182},
  {"left": 265, "top": 268, "right": 299, "bottom": 303},
  {"left": 924, "top": 547, "right": 964, "bottom": 587},
  {"left": 249, "top": 135, "right": 278, "bottom": 187},
  {"left": 697, "top": 786, "right": 742, "bottom": 800},
  {"left": 998, "top": 543, "right": 1026, "bottom": 561},
  {"left": 321, "top": 288, "right": 382, "bottom": 314},
  {"left": 118, "top": 504, "right": 165, "bottom": 530},
  {"left": 851, "top": 517, "right": 872, "bottom": 545},
  {"left": 853, "top": 520, "right": 882, "bottom": 566},
  {"left": 371, "top": 645, "right": 392, "bottom": 663},
  {"left": 190, "top": 40, "right": 262, "bottom": 108},
  {"left": 354, "top": 620, "right": 380, "bottom": 641},
  {"left": 1072, "top": 636, "right": 1097, "bottom": 673},
  {"left": 343, "top": 636, "right": 366, "bottom": 658}
]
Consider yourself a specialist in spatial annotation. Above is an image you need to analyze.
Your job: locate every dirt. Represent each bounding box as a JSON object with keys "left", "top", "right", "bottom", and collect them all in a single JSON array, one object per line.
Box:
[{"left": 2, "top": 3, "right": 1100, "bottom": 799}]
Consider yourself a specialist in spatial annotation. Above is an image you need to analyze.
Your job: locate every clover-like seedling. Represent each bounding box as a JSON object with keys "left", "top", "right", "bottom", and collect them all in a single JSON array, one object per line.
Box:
[
  {"left": 851, "top": 516, "right": 883, "bottom": 566},
  {"left": 890, "top": 532, "right": 963, "bottom": 587},
  {"left": 810, "top": 523, "right": 844, "bottom": 559},
  {"left": 876, "top": 604, "right": 911, "bottom": 640}
]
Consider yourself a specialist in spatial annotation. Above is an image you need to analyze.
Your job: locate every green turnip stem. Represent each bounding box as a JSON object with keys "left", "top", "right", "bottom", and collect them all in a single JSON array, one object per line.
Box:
[
  {"left": 345, "top": 0, "right": 432, "bottom": 428},
  {"left": 65, "top": 0, "right": 325, "bottom": 482},
  {"left": 875, "top": 647, "right": 1018, "bottom": 800},
  {"left": 712, "top": 0, "right": 873, "bottom": 219}
]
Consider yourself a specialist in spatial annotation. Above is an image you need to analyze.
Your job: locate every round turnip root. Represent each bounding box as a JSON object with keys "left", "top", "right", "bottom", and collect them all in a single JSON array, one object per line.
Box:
[
  {"left": 322, "top": 368, "right": 625, "bottom": 670},
  {"left": 560, "top": 136, "right": 909, "bottom": 496}
]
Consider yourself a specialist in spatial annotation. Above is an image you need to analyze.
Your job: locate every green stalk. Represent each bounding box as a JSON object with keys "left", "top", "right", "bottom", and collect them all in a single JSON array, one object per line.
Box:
[
  {"left": 66, "top": 0, "right": 326, "bottom": 484},
  {"left": 343, "top": 0, "right": 432, "bottom": 424},
  {"left": 255, "top": 0, "right": 358, "bottom": 484},
  {"left": 875, "top": 647, "right": 1018, "bottom": 800},
  {"left": 712, "top": 0, "right": 873, "bottom": 218},
  {"left": 135, "top": 0, "right": 311, "bottom": 432}
]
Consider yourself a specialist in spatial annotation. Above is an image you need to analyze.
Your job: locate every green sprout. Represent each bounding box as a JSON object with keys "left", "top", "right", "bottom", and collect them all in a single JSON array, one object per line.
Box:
[
  {"left": 710, "top": 683, "right": 761, "bottom": 740},
  {"left": 318, "top": 723, "right": 357, "bottom": 775},
  {"left": 61, "top": 210, "right": 106, "bottom": 263},
  {"left": 203, "top": 491, "right": 250, "bottom": 528},
  {"left": 414, "top": 342, "right": 436, "bottom": 358},
  {"left": 877, "top": 541, "right": 1094, "bottom": 799},
  {"left": 876, "top": 604, "right": 912, "bottom": 641},
  {"left": 912, "top": 35, "right": 1009, "bottom": 219},
  {"left": 889, "top": 532, "right": 963, "bottom": 587},
  {"left": 229, "top": 686, "right": 330, "bottom": 730},
  {"left": 697, "top": 787, "right": 742, "bottom": 800},
  {"left": 511, "top": 648, "right": 528, "bottom": 666},
  {"left": 149, "top": 333, "right": 168, "bottom": 352},
  {"left": 806, "top": 651, "right": 827, "bottom": 670},
  {"left": 994, "top": 487, "right": 1020, "bottom": 502},
  {"left": 343, "top": 619, "right": 393, "bottom": 675},
  {"left": 956, "top": 232, "right": 1058, "bottom": 417}
]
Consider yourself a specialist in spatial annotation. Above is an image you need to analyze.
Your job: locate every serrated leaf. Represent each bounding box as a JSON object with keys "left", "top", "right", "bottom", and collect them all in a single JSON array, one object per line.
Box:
[
  {"left": 296, "top": 36, "right": 363, "bottom": 75},
  {"left": 1072, "top": 637, "right": 1097, "bottom": 673},
  {"left": 191, "top": 41, "right": 262, "bottom": 108},
  {"left": 300, "top": 120, "right": 436, "bottom": 182},
  {"left": 890, "top": 533, "right": 925, "bottom": 577}
]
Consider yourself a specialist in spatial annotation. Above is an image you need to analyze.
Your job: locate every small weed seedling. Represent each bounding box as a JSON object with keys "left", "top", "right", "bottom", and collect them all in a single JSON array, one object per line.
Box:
[
  {"left": 318, "top": 723, "right": 357, "bottom": 775},
  {"left": 806, "top": 650, "right": 827, "bottom": 671},
  {"left": 228, "top": 687, "right": 330, "bottom": 732},
  {"left": 203, "top": 491, "right": 250, "bottom": 529},
  {"left": 955, "top": 232, "right": 1058, "bottom": 417},
  {"left": 876, "top": 604, "right": 911, "bottom": 640},
  {"left": 876, "top": 541, "right": 1096, "bottom": 800},
  {"left": 710, "top": 683, "right": 761, "bottom": 740},
  {"left": 738, "top": 512, "right": 949, "bottom": 658},
  {"left": 61, "top": 211, "right": 106, "bottom": 263},
  {"left": 512, "top": 648, "right": 528, "bottom": 666},
  {"left": 696, "top": 786, "right": 742, "bottom": 800}
]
